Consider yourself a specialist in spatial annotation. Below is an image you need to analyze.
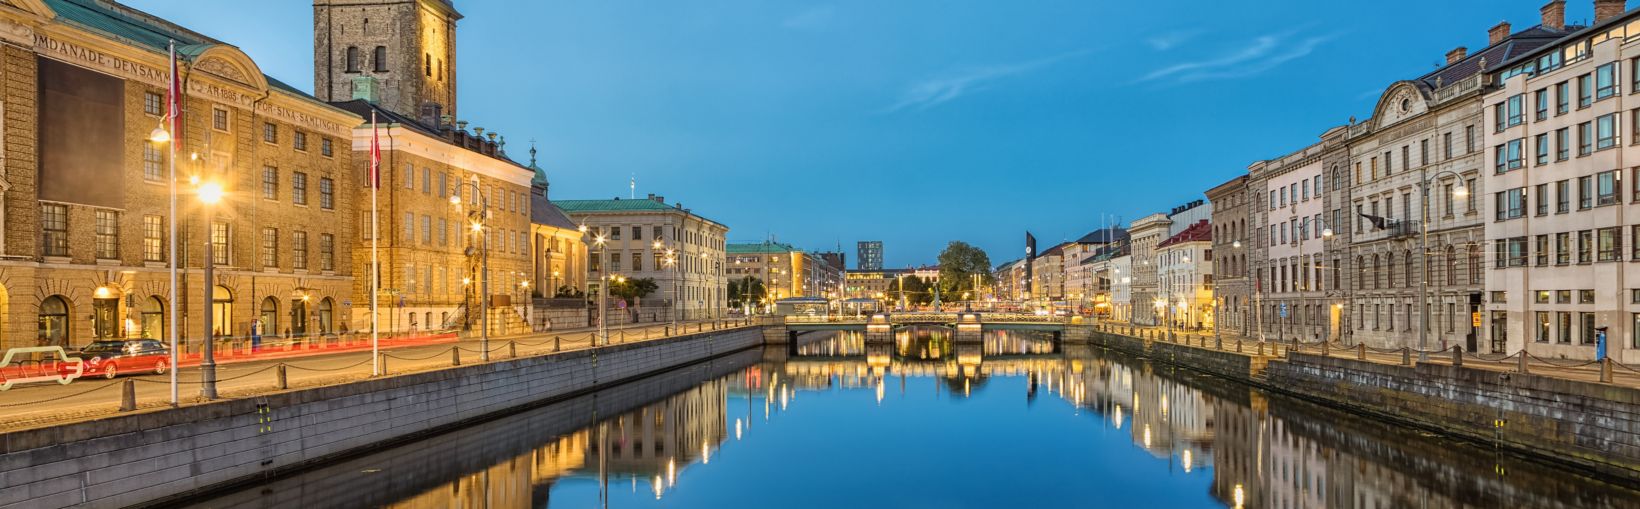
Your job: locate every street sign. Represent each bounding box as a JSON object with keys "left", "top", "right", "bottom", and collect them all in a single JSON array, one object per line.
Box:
[{"left": 1471, "top": 312, "right": 1483, "bottom": 328}]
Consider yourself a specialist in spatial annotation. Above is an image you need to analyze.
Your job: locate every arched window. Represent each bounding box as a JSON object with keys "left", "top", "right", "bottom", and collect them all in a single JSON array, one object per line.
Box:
[
  {"left": 38, "top": 295, "right": 69, "bottom": 346},
  {"left": 1468, "top": 243, "right": 1482, "bottom": 284},
  {"left": 260, "top": 297, "right": 278, "bottom": 337},
  {"left": 1372, "top": 255, "right": 1381, "bottom": 289},
  {"left": 291, "top": 298, "right": 309, "bottom": 336},
  {"left": 140, "top": 296, "right": 164, "bottom": 339},
  {"left": 1355, "top": 256, "right": 1365, "bottom": 290},
  {"left": 1446, "top": 245, "right": 1458, "bottom": 285},
  {"left": 318, "top": 298, "right": 335, "bottom": 334},
  {"left": 345, "top": 46, "right": 361, "bottom": 73},
  {"left": 213, "top": 286, "right": 233, "bottom": 339},
  {"left": 1404, "top": 250, "right": 1414, "bottom": 288},
  {"left": 373, "top": 46, "right": 388, "bottom": 73}
]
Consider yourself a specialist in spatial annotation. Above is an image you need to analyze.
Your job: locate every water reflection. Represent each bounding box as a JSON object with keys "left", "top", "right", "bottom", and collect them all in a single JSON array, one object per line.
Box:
[{"left": 187, "top": 330, "right": 1640, "bottom": 508}]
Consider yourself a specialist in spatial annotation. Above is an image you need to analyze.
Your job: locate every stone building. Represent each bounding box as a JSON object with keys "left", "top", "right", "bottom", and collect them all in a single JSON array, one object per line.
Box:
[
  {"left": 1029, "top": 242, "right": 1069, "bottom": 302},
  {"left": 1128, "top": 213, "right": 1172, "bottom": 325},
  {"left": 0, "top": 0, "right": 360, "bottom": 351},
  {"left": 559, "top": 196, "right": 728, "bottom": 320},
  {"left": 727, "top": 241, "right": 838, "bottom": 301},
  {"left": 1484, "top": 0, "right": 1640, "bottom": 362},
  {"left": 313, "top": 0, "right": 458, "bottom": 125},
  {"left": 319, "top": 0, "right": 535, "bottom": 335},
  {"left": 1206, "top": 175, "right": 1251, "bottom": 336},
  {"left": 525, "top": 147, "right": 587, "bottom": 301},
  {"left": 1156, "top": 220, "right": 1214, "bottom": 329},
  {"left": 1247, "top": 129, "right": 1344, "bottom": 343},
  {"left": 1348, "top": 16, "right": 1567, "bottom": 351}
]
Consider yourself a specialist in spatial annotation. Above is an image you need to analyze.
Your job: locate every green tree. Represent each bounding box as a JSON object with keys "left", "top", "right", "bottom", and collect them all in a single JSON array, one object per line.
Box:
[
  {"left": 728, "top": 276, "right": 766, "bottom": 309},
  {"left": 937, "top": 241, "right": 994, "bottom": 300},
  {"left": 885, "top": 274, "right": 932, "bottom": 306},
  {"left": 609, "top": 277, "right": 659, "bottom": 301}
]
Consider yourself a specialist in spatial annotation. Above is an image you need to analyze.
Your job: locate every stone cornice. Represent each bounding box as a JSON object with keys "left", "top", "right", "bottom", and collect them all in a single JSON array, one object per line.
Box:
[{"left": 354, "top": 123, "right": 534, "bottom": 188}]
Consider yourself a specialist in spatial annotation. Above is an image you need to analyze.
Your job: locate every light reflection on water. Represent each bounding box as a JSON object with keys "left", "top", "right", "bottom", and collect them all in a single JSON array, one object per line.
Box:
[{"left": 187, "top": 329, "right": 1640, "bottom": 509}]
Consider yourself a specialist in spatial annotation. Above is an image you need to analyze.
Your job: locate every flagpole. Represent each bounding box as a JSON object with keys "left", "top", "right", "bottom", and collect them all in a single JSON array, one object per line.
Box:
[
  {"left": 371, "top": 111, "right": 381, "bottom": 376},
  {"left": 166, "top": 40, "right": 179, "bottom": 406}
]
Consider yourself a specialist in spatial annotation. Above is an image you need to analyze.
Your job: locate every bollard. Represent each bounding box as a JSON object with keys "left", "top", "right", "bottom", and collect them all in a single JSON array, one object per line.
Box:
[
  {"left": 119, "top": 379, "right": 136, "bottom": 412},
  {"left": 1517, "top": 351, "right": 1529, "bottom": 374},
  {"left": 276, "top": 364, "right": 288, "bottom": 390},
  {"left": 379, "top": 353, "right": 388, "bottom": 375},
  {"left": 509, "top": 342, "right": 517, "bottom": 358},
  {"left": 1236, "top": 340, "right": 1243, "bottom": 353},
  {"left": 452, "top": 348, "right": 461, "bottom": 366},
  {"left": 1452, "top": 346, "right": 1463, "bottom": 368},
  {"left": 555, "top": 336, "right": 561, "bottom": 352},
  {"left": 665, "top": 326, "right": 671, "bottom": 337},
  {"left": 1401, "top": 347, "right": 1411, "bottom": 366},
  {"left": 1601, "top": 358, "right": 1614, "bottom": 383},
  {"left": 1357, "top": 343, "right": 1366, "bottom": 360}
]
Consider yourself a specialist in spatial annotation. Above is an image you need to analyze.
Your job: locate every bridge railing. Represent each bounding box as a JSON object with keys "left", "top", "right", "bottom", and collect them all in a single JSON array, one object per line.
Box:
[
  {"left": 784, "top": 315, "right": 869, "bottom": 324},
  {"left": 976, "top": 313, "right": 1068, "bottom": 324},
  {"left": 887, "top": 313, "right": 960, "bottom": 324}
]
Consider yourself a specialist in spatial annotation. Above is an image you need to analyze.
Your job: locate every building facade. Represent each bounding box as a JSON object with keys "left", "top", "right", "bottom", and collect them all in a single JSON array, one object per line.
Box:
[
  {"left": 560, "top": 196, "right": 728, "bottom": 320},
  {"left": 1249, "top": 130, "right": 1342, "bottom": 343},
  {"left": 1128, "top": 213, "right": 1172, "bottom": 325},
  {"left": 1484, "top": 0, "right": 1640, "bottom": 362},
  {"left": 1207, "top": 175, "right": 1252, "bottom": 337},
  {"left": 525, "top": 148, "right": 587, "bottom": 301},
  {"left": 1157, "top": 221, "right": 1214, "bottom": 329},
  {"left": 313, "top": 0, "right": 460, "bottom": 125},
  {"left": 856, "top": 240, "right": 882, "bottom": 271},
  {"left": 0, "top": 0, "right": 361, "bottom": 350}
]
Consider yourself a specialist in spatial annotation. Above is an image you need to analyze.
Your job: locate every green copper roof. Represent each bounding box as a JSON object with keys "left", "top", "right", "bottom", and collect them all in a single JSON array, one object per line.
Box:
[{"left": 727, "top": 241, "right": 798, "bottom": 254}]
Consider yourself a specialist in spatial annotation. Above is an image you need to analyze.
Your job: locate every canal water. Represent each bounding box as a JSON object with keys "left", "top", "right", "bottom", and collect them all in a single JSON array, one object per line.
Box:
[{"left": 185, "top": 328, "right": 1640, "bottom": 508}]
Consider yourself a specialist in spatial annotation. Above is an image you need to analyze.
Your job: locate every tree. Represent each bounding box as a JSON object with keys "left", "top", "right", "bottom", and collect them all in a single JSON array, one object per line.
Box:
[
  {"left": 937, "top": 241, "right": 994, "bottom": 300},
  {"left": 885, "top": 274, "right": 932, "bottom": 306},
  {"left": 609, "top": 277, "right": 659, "bottom": 301},
  {"left": 554, "top": 286, "right": 584, "bottom": 299},
  {"left": 728, "top": 276, "right": 766, "bottom": 309}
]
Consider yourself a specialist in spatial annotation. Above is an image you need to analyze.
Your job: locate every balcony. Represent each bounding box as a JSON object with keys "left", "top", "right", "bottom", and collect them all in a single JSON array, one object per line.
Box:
[{"left": 1384, "top": 219, "right": 1418, "bottom": 239}]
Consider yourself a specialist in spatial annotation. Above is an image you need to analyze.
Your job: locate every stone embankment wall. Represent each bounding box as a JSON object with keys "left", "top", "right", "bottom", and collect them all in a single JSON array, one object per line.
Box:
[{"left": 0, "top": 328, "right": 765, "bottom": 509}]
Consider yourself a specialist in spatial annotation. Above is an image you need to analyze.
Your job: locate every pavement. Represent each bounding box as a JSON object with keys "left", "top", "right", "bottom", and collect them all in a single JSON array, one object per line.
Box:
[
  {"left": 0, "top": 319, "right": 751, "bottom": 432},
  {"left": 1102, "top": 322, "right": 1640, "bottom": 388}
]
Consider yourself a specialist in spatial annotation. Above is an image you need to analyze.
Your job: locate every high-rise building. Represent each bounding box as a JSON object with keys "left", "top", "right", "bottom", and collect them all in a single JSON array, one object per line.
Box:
[{"left": 857, "top": 240, "right": 883, "bottom": 270}]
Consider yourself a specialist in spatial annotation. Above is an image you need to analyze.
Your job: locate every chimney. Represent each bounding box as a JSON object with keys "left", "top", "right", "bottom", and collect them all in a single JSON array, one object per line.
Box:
[
  {"left": 1488, "top": 21, "right": 1511, "bottom": 46},
  {"left": 350, "top": 76, "right": 380, "bottom": 103},
  {"left": 1596, "top": 0, "right": 1626, "bottom": 23},
  {"left": 1446, "top": 46, "right": 1468, "bottom": 64},
  {"left": 1542, "top": 0, "right": 1566, "bottom": 30}
]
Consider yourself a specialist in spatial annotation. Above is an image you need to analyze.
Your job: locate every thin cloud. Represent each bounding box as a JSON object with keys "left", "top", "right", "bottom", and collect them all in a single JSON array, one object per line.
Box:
[
  {"left": 1356, "top": 88, "right": 1383, "bottom": 100},
  {"left": 1145, "top": 29, "right": 1202, "bottom": 51},
  {"left": 1137, "top": 30, "right": 1339, "bottom": 84},
  {"left": 782, "top": 5, "right": 834, "bottom": 30},
  {"left": 882, "top": 49, "right": 1093, "bottom": 113}
]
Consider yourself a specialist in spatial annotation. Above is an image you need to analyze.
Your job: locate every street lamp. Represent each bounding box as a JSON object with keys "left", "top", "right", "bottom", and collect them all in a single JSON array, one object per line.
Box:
[
  {"left": 590, "top": 232, "right": 609, "bottom": 344},
  {"left": 147, "top": 120, "right": 181, "bottom": 406},
  {"left": 197, "top": 180, "right": 223, "bottom": 400},
  {"left": 656, "top": 240, "right": 679, "bottom": 330},
  {"left": 1418, "top": 171, "right": 1469, "bottom": 362},
  {"left": 449, "top": 182, "right": 492, "bottom": 361}
]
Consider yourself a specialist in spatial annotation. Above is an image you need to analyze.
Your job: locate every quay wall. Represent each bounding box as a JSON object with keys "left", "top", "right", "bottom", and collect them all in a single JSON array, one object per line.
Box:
[{"left": 0, "top": 327, "right": 765, "bottom": 509}]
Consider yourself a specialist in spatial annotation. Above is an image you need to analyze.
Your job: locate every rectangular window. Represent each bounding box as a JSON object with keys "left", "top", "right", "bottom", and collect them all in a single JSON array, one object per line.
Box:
[
  {"left": 1497, "top": 188, "right": 1525, "bottom": 220},
  {"left": 212, "top": 108, "right": 229, "bottom": 131},
  {"left": 319, "top": 177, "right": 334, "bottom": 209},
  {"left": 438, "top": 173, "right": 448, "bottom": 198},
  {"left": 633, "top": 226, "right": 642, "bottom": 240},
  {"left": 1598, "top": 113, "right": 1620, "bottom": 149},
  {"left": 1598, "top": 227, "right": 1622, "bottom": 262},
  {"left": 1579, "top": 74, "right": 1594, "bottom": 108},
  {"left": 262, "top": 227, "right": 279, "bottom": 268},
  {"left": 143, "top": 91, "right": 162, "bottom": 116},
  {"left": 1580, "top": 175, "right": 1594, "bottom": 209},
  {"left": 143, "top": 215, "right": 163, "bottom": 262},
  {"left": 1507, "top": 138, "right": 1523, "bottom": 170},
  {"left": 1579, "top": 229, "right": 1594, "bottom": 263},
  {"left": 1506, "top": 237, "right": 1528, "bottom": 267},
  {"left": 263, "top": 123, "right": 278, "bottom": 144},
  {"left": 612, "top": 226, "right": 622, "bottom": 240},
  {"left": 404, "top": 163, "right": 415, "bottom": 189},
  {"left": 211, "top": 222, "right": 229, "bottom": 265},
  {"left": 292, "top": 172, "right": 308, "bottom": 206},
  {"left": 1506, "top": 94, "right": 1525, "bottom": 127},
  {"left": 1598, "top": 170, "right": 1621, "bottom": 206},
  {"left": 1556, "top": 82, "right": 1570, "bottom": 114},
  {"left": 94, "top": 210, "right": 119, "bottom": 259},
  {"left": 421, "top": 168, "right": 431, "bottom": 194},
  {"left": 1557, "top": 180, "right": 1571, "bottom": 213},
  {"left": 293, "top": 131, "right": 308, "bottom": 152},
  {"left": 41, "top": 203, "right": 67, "bottom": 257},
  {"left": 1556, "top": 232, "right": 1571, "bottom": 265},
  {"left": 1468, "top": 177, "right": 1478, "bottom": 213},
  {"left": 1559, "top": 312, "right": 1572, "bottom": 344},
  {"left": 292, "top": 231, "right": 308, "bottom": 269},
  {"left": 654, "top": 226, "right": 664, "bottom": 240},
  {"left": 1556, "top": 127, "right": 1570, "bottom": 160},
  {"left": 1535, "top": 89, "right": 1549, "bottom": 120},
  {"left": 1582, "top": 313, "right": 1596, "bottom": 344},
  {"left": 632, "top": 252, "right": 643, "bottom": 272},
  {"left": 320, "top": 137, "right": 333, "bottom": 157},
  {"left": 1559, "top": 290, "right": 1572, "bottom": 304},
  {"left": 1597, "top": 62, "right": 1619, "bottom": 99},
  {"left": 1535, "top": 134, "right": 1549, "bottom": 165},
  {"left": 1466, "top": 125, "right": 1475, "bottom": 153},
  {"left": 1537, "top": 311, "right": 1552, "bottom": 343},
  {"left": 403, "top": 212, "right": 413, "bottom": 241},
  {"left": 143, "top": 144, "right": 164, "bottom": 182},
  {"left": 1579, "top": 121, "right": 1594, "bottom": 155},
  {"left": 611, "top": 251, "right": 622, "bottom": 272},
  {"left": 421, "top": 215, "right": 432, "bottom": 245},
  {"left": 1536, "top": 234, "right": 1549, "bottom": 266},
  {"left": 439, "top": 218, "right": 448, "bottom": 246},
  {"left": 1443, "top": 132, "right": 1453, "bottom": 159},
  {"left": 262, "top": 166, "right": 278, "bottom": 200},
  {"left": 320, "top": 233, "right": 334, "bottom": 271}
]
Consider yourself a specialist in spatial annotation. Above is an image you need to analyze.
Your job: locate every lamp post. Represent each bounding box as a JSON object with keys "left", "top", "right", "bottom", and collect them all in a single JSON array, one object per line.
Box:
[
  {"left": 147, "top": 119, "right": 178, "bottom": 405},
  {"left": 1417, "top": 170, "right": 1469, "bottom": 362},
  {"left": 655, "top": 240, "right": 679, "bottom": 330},
  {"left": 197, "top": 181, "right": 223, "bottom": 400},
  {"left": 449, "top": 181, "right": 491, "bottom": 361},
  {"left": 587, "top": 229, "right": 608, "bottom": 344}
]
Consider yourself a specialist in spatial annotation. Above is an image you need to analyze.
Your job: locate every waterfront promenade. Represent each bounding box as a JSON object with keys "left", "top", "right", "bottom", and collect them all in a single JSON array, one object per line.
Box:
[{"left": 0, "top": 319, "right": 747, "bottom": 432}]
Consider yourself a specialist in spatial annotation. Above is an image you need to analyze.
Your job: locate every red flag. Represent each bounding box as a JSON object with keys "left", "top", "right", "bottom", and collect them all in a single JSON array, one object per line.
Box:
[{"left": 369, "top": 111, "right": 380, "bottom": 188}]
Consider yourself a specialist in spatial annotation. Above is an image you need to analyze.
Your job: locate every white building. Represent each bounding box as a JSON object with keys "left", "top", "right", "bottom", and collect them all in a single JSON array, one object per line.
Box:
[{"left": 1157, "top": 220, "right": 1214, "bottom": 329}]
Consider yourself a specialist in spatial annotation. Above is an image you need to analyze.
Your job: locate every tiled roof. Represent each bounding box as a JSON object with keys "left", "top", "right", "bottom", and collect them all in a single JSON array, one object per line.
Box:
[
  {"left": 1418, "top": 25, "right": 1574, "bottom": 89},
  {"left": 727, "top": 241, "right": 797, "bottom": 254},
  {"left": 1157, "top": 220, "right": 1211, "bottom": 248},
  {"left": 531, "top": 197, "right": 579, "bottom": 231},
  {"left": 1074, "top": 227, "right": 1128, "bottom": 245}
]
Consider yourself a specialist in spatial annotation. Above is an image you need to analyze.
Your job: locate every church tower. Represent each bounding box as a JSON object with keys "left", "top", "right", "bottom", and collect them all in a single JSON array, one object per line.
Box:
[{"left": 313, "top": 0, "right": 460, "bottom": 122}]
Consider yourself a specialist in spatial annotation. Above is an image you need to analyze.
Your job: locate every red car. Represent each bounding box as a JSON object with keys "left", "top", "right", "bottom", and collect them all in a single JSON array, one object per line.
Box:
[{"left": 65, "top": 340, "right": 171, "bottom": 379}]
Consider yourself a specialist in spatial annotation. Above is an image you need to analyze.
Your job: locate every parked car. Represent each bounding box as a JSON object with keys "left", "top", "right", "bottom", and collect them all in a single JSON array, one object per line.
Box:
[{"left": 62, "top": 340, "right": 170, "bottom": 379}]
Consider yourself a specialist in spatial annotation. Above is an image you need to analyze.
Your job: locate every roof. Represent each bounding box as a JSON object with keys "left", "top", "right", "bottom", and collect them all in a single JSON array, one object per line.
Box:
[
  {"left": 1419, "top": 24, "right": 1574, "bottom": 89},
  {"left": 330, "top": 99, "right": 526, "bottom": 168},
  {"left": 1157, "top": 220, "right": 1211, "bottom": 248},
  {"left": 1074, "top": 227, "right": 1128, "bottom": 245},
  {"left": 727, "top": 241, "right": 798, "bottom": 255},
  {"left": 531, "top": 200, "right": 579, "bottom": 231},
  {"left": 1079, "top": 241, "right": 1131, "bottom": 265},
  {"left": 555, "top": 198, "right": 725, "bottom": 227},
  {"left": 47, "top": 0, "right": 325, "bottom": 103}
]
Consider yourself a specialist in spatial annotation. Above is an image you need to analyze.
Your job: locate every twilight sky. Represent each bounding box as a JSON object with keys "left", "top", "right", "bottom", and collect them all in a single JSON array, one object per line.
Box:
[{"left": 131, "top": 0, "right": 1597, "bottom": 268}]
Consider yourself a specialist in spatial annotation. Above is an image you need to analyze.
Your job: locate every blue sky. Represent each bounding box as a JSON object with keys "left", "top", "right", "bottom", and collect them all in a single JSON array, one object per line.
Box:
[{"left": 132, "top": 0, "right": 1602, "bottom": 268}]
